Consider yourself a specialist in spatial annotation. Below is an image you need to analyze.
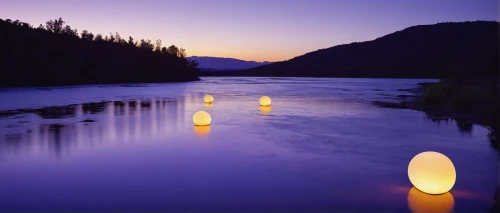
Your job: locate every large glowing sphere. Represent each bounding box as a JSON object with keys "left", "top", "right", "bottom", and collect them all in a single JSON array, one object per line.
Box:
[
  {"left": 259, "top": 96, "right": 271, "bottom": 106},
  {"left": 407, "top": 187, "right": 454, "bottom": 213},
  {"left": 408, "top": 151, "right": 456, "bottom": 195},
  {"left": 193, "top": 111, "right": 211, "bottom": 126},
  {"left": 204, "top": 95, "right": 214, "bottom": 103}
]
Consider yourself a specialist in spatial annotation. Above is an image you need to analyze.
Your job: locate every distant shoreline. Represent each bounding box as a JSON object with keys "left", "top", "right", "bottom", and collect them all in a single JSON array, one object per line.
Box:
[{"left": 199, "top": 74, "right": 440, "bottom": 80}]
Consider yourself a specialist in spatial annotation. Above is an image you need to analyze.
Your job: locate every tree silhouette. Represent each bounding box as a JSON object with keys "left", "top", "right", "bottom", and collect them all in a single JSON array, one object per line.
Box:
[
  {"left": 0, "top": 17, "right": 200, "bottom": 87},
  {"left": 139, "top": 39, "right": 154, "bottom": 50},
  {"left": 178, "top": 48, "right": 186, "bottom": 58},
  {"left": 128, "top": 36, "right": 135, "bottom": 46},
  {"left": 45, "top": 18, "right": 65, "bottom": 34},
  {"left": 81, "top": 30, "right": 94, "bottom": 41},
  {"left": 188, "top": 60, "right": 199, "bottom": 68},
  {"left": 108, "top": 33, "right": 115, "bottom": 42},
  {"left": 62, "top": 25, "right": 78, "bottom": 37},
  {"left": 167, "top": 45, "right": 179, "bottom": 57},
  {"left": 115, "top": 32, "right": 125, "bottom": 44},
  {"left": 95, "top": 33, "right": 103, "bottom": 41},
  {"left": 154, "top": 39, "right": 162, "bottom": 52}
]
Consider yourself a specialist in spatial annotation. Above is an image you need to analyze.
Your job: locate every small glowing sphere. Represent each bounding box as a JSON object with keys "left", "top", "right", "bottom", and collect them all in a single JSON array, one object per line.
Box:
[
  {"left": 408, "top": 151, "right": 456, "bottom": 195},
  {"left": 193, "top": 111, "right": 211, "bottom": 126},
  {"left": 259, "top": 96, "right": 271, "bottom": 106},
  {"left": 204, "top": 95, "right": 214, "bottom": 103},
  {"left": 407, "top": 187, "right": 454, "bottom": 213},
  {"left": 204, "top": 103, "right": 213, "bottom": 108},
  {"left": 260, "top": 106, "right": 271, "bottom": 114}
]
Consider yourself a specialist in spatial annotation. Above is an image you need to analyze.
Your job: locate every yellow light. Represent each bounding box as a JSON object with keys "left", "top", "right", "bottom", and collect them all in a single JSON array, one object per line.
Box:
[
  {"left": 193, "top": 111, "right": 211, "bottom": 126},
  {"left": 194, "top": 125, "right": 211, "bottom": 135},
  {"left": 259, "top": 96, "right": 271, "bottom": 106},
  {"left": 204, "top": 95, "right": 214, "bottom": 103},
  {"left": 260, "top": 106, "right": 271, "bottom": 114},
  {"left": 407, "top": 187, "right": 454, "bottom": 213},
  {"left": 408, "top": 151, "right": 456, "bottom": 195},
  {"left": 204, "top": 103, "right": 213, "bottom": 108}
]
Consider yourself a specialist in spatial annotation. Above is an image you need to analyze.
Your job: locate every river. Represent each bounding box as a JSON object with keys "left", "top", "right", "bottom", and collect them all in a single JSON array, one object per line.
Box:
[{"left": 0, "top": 77, "right": 497, "bottom": 212}]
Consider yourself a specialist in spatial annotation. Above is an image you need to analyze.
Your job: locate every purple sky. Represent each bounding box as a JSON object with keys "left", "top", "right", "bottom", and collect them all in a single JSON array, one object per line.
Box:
[{"left": 1, "top": 0, "right": 497, "bottom": 62}]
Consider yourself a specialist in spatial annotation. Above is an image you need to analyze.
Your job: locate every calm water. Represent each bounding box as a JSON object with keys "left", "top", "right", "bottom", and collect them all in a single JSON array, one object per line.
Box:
[{"left": 0, "top": 77, "right": 497, "bottom": 212}]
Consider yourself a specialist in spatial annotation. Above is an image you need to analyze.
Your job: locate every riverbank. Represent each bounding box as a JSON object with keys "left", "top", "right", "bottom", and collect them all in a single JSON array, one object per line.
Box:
[{"left": 373, "top": 78, "right": 499, "bottom": 150}]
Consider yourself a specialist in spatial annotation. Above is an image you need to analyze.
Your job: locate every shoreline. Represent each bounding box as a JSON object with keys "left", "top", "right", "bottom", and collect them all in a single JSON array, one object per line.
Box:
[
  {"left": 373, "top": 81, "right": 499, "bottom": 150},
  {"left": 0, "top": 77, "right": 201, "bottom": 89}
]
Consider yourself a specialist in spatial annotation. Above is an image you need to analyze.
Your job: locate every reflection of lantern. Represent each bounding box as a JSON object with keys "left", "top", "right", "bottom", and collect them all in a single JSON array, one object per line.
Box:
[
  {"left": 193, "top": 111, "right": 211, "bottom": 126},
  {"left": 407, "top": 187, "right": 454, "bottom": 213},
  {"left": 194, "top": 126, "right": 211, "bottom": 135},
  {"left": 204, "top": 103, "right": 213, "bottom": 108},
  {"left": 408, "top": 151, "right": 456, "bottom": 194},
  {"left": 259, "top": 96, "right": 271, "bottom": 106},
  {"left": 204, "top": 95, "right": 214, "bottom": 103},
  {"left": 260, "top": 106, "right": 271, "bottom": 114}
]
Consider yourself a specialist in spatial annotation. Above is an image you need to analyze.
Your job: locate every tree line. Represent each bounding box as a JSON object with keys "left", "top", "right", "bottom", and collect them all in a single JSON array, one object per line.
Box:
[{"left": 0, "top": 18, "right": 200, "bottom": 87}]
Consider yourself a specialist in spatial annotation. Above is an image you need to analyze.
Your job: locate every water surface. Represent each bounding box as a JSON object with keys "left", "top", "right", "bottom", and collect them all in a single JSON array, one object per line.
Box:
[{"left": 0, "top": 77, "right": 497, "bottom": 212}]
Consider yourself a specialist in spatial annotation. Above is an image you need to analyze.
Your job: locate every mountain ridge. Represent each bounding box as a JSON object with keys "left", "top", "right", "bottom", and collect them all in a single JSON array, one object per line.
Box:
[
  {"left": 220, "top": 21, "right": 498, "bottom": 79},
  {"left": 188, "top": 56, "right": 273, "bottom": 70}
]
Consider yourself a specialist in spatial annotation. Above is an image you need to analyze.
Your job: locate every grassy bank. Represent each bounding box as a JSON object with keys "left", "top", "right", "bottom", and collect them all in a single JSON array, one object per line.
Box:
[
  {"left": 373, "top": 77, "right": 499, "bottom": 150},
  {"left": 418, "top": 78, "right": 499, "bottom": 148}
]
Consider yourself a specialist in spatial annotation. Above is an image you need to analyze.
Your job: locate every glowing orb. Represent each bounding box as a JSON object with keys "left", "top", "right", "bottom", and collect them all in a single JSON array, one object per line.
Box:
[
  {"left": 408, "top": 151, "right": 456, "bottom": 195},
  {"left": 204, "top": 103, "right": 213, "bottom": 108},
  {"left": 260, "top": 106, "right": 271, "bottom": 114},
  {"left": 407, "top": 187, "right": 454, "bottom": 213},
  {"left": 259, "top": 96, "right": 271, "bottom": 106},
  {"left": 193, "top": 111, "right": 211, "bottom": 126},
  {"left": 194, "top": 125, "right": 211, "bottom": 136},
  {"left": 204, "top": 95, "right": 214, "bottom": 103}
]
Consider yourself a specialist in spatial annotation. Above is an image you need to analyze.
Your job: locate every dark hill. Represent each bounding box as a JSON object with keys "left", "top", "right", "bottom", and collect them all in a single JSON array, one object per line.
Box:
[
  {"left": 187, "top": 56, "right": 272, "bottom": 70},
  {"left": 0, "top": 18, "right": 200, "bottom": 87},
  {"left": 229, "top": 21, "right": 499, "bottom": 79}
]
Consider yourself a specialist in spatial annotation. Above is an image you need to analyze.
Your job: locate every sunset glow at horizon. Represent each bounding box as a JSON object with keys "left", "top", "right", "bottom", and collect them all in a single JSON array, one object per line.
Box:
[{"left": 1, "top": 0, "right": 496, "bottom": 62}]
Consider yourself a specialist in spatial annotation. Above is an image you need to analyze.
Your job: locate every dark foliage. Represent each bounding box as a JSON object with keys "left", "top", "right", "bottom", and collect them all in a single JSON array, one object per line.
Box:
[
  {"left": 0, "top": 18, "right": 200, "bottom": 87},
  {"left": 418, "top": 79, "right": 499, "bottom": 150},
  {"left": 228, "top": 21, "right": 499, "bottom": 78}
]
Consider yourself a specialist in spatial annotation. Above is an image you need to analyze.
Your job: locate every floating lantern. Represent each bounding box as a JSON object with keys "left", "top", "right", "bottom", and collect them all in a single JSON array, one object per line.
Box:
[
  {"left": 204, "top": 95, "right": 214, "bottom": 103},
  {"left": 407, "top": 187, "right": 454, "bottom": 213},
  {"left": 259, "top": 96, "right": 271, "bottom": 106},
  {"left": 408, "top": 151, "right": 456, "bottom": 195},
  {"left": 193, "top": 111, "right": 211, "bottom": 126},
  {"left": 194, "top": 125, "right": 211, "bottom": 136},
  {"left": 260, "top": 106, "right": 271, "bottom": 114},
  {"left": 204, "top": 103, "right": 213, "bottom": 108}
]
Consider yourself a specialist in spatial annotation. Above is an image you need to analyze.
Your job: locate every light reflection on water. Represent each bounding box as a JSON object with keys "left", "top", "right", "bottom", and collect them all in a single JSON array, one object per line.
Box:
[
  {"left": 407, "top": 187, "right": 454, "bottom": 213},
  {"left": 0, "top": 77, "right": 496, "bottom": 212},
  {"left": 0, "top": 98, "right": 186, "bottom": 158}
]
